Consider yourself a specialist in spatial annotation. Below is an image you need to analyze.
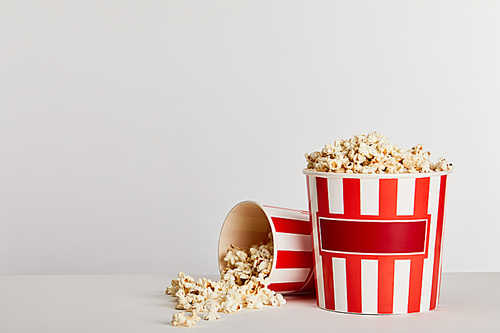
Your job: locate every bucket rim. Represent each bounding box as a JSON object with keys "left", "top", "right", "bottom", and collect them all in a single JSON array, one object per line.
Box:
[
  {"left": 302, "top": 169, "right": 453, "bottom": 179},
  {"left": 217, "top": 200, "right": 278, "bottom": 282}
]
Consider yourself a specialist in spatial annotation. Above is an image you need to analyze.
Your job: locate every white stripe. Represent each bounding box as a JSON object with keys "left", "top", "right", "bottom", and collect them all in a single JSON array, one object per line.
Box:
[
  {"left": 275, "top": 233, "right": 312, "bottom": 252},
  {"left": 437, "top": 253, "right": 443, "bottom": 308},
  {"left": 333, "top": 258, "right": 347, "bottom": 312},
  {"left": 393, "top": 259, "right": 411, "bottom": 314},
  {"left": 420, "top": 176, "right": 441, "bottom": 312},
  {"left": 315, "top": 253, "right": 325, "bottom": 308},
  {"left": 397, "top": 178, "right": 415, "bottom": 215},
  {"left": 360, "top": 179, "right": 379, "bottom": 215},
  {"left": 361, "top": 259, "right": 378, "bottom": 314},
  {"left": 328, "top": 178, "right": 343, "bottom": 214},
  {"left": 309, "top": 176, "right": 318, "bottom": 214},
  {"left": 308, "top": 177, "right": 325, "bottom": 308},
  {"left": 271, "top": 268, "right": 310, "bottom": 283},
  {"left": 296, "top": 269, "right": 314, "bottom": 294},
  {"left": 264, "top": 206, "right": 309, "bottom": 221}
]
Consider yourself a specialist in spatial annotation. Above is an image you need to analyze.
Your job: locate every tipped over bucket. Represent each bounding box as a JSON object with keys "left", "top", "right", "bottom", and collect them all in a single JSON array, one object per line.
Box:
[{"left": 218, "top": 201, "right": 315, "bottom": 294}]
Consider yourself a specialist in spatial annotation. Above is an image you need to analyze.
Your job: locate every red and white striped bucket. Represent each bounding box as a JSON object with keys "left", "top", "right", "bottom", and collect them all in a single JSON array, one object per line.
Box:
[
  {"left": 304, "top": 170, "right": 452, "bottom": 314},
  {"left": 218, "top": 201, "right": 315, "bottom": 294}
]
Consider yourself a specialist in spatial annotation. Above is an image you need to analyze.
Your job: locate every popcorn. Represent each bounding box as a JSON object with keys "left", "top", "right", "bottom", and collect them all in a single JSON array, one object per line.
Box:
[
  {"left": 171, "top": 310, "right": 201, "bottom": 327},
  {"left": 305, "top": 131, "right": 454, "bottom": 173},
  {"left": 246, "top": 295, "right": 264, "bottom": 309},
  {"left": 166, "top": 234, "right": 285, "bottom": 327},
  {"left": 204, "top": 301, "right": 221, "bottom": 320}
]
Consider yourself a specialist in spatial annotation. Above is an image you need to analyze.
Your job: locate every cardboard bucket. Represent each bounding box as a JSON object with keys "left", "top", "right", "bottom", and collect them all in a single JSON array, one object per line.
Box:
[
  {"left": 218, "top": 201, "right": 315, "bottom": 294},
  {"left": 304, "top": 170, "right": 452, "bottom": 314}
]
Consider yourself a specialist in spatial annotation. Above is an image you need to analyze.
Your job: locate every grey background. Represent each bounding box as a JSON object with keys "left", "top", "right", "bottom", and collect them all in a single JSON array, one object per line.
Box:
[{"left": 1, "top": 0, "right": 498, "bottom": 275}]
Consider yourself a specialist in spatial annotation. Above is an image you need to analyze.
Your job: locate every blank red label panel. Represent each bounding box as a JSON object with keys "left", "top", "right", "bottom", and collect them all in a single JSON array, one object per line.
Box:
[{"left": 319, "top": 218, "right": 427, "bottom": 255}]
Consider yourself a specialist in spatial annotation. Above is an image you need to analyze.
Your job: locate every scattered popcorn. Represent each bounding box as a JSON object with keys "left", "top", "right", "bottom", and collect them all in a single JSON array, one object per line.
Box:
[
  {"left": 305, "top": 132, "right": 453, "bottom": 174},
  {"left": 246, "top": 295, "right": 264, "bottom": 309},
  {"left": 171, "top": 310, "right": 201, "bottom": 327},
  {"left": 203, "top": 301, "right": 221, "bottom": 321},
  {"left": 166, "top": 234, "right": 285, "bottom": 327}
]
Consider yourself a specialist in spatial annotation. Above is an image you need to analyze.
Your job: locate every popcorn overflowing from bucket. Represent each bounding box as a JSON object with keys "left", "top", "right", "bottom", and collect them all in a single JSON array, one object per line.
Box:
[
  {"left": 166, "top": 235, "right": 286, "bottom": 327},
  {"left": 305, "top": 131, "right": 453, "bottom": 173},
  {"left": 303, "top": 133, "right": 454, "bottom": 314}
]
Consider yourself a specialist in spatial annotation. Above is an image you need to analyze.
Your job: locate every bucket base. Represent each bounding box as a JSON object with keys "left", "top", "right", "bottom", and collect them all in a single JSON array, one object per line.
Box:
[{"left": 317, "top": 305, "right": 435, "bottom": 315}]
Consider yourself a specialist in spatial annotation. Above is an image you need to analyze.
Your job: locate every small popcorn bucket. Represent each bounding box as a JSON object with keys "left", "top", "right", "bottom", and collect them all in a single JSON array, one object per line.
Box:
[
  {"left": 218, "top": 201, "right": 315, "bottom": 294},
  {"left": 304, "top": 170, "right": 452, "bottom": 314}
]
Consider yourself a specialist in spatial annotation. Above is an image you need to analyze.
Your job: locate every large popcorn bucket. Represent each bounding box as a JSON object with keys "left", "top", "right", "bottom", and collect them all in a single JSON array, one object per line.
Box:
[
  {"left": 218, "top": 201, "right": 315, "bottom": 294},
  {"left": 304, "top": 170, "right": 452, "bottom": 314}
]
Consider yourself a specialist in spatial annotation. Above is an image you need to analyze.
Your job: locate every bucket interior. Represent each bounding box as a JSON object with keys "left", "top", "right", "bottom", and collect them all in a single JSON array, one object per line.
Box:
[{"left": 218, "top": 201, "right": 272, "bottom": 275}]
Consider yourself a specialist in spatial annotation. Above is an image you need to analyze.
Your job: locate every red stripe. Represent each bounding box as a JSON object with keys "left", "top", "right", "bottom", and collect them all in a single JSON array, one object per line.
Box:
[
  {"left": 414, "top": 177, "right": 430, "bottom": 216},
  {"left": 430, "top": 175, "right": 447, "bottom": 310},
  {"left": 407, "top": 257, "right": 424, "bottom": 313},
  {"left": 272, "top": 217, "right": 311, "bottom": 234},
  {"left": 379, "top": 179, "right": 398, "bottom": 218},
  {"left": 269, "top": 282, "right": 305, "bottom": 293},
  {"left": 378, "top": 258, "right": 395, "bottom": 314},
  {"left": 316, "top": 177, "right": 329, "bottom": 215},
  {"left": 345, "top": 257, "right": 362, "bottom": 313},
  {"left": 414, "top": 177, "right": 431, "bottom": 257},
  {"left": 437, "top": 243, "right": 445, "bottom": 306},
  {"left": 322, "top": 255, "right": 335, "bottom": 310},
  {"left": 343, "top": 178, "right": 360, "bottom": 217},
  {"left": 275, "top": 251, "right": 313, "bottom": 269}
]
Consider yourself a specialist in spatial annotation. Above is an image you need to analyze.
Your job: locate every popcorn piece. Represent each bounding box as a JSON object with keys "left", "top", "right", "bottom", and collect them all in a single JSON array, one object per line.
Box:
[
  {"left": 272, "top": 293, "right": 287, "bottom": 306},
  {"left": 166, "top": 234, "right": 286, "bottom": 327},
  {"left": 433, "top": 157, "right": 454, "bottom": 171},
  {"left": 171, "top": 311, "right": 201, "bottom": 327},
  {"left": 221, "top": 295, "right": 242, "bottom": 313},
  {"left": 246, "top": 295, "right": 264, "bottom": 309},
  {"left": 305, "top": 131, "right": 453, "bottom": 173},
  {"left": 204, "top": 311, "right": 220, "bottom": 321},
  {"left": 204, "top": 301, "right": 221, "bottom": 320}
]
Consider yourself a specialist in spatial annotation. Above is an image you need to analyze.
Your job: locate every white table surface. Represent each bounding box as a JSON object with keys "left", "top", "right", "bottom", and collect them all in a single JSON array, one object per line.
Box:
[{"left": 1, "top": 273, "right": 498, "bottom": 333}]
